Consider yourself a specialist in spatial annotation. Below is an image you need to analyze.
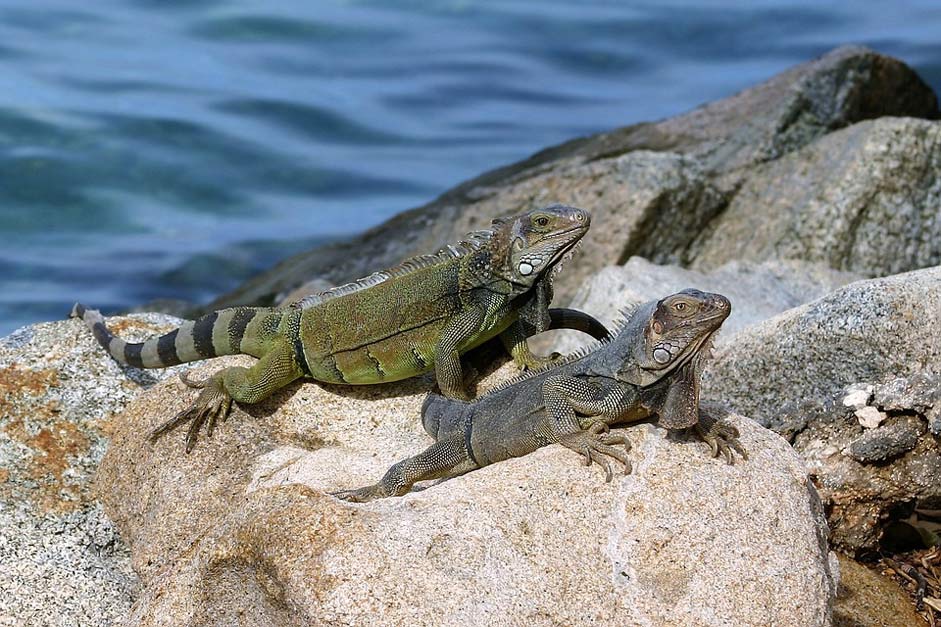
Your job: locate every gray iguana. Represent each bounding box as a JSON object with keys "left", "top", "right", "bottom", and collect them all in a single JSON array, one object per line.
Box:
[
  {"left": 72, "top": 205, "right": 606, "bottom": 451},
  {"left": 334, "top": 289, "right": 746, "bottom": 502}
]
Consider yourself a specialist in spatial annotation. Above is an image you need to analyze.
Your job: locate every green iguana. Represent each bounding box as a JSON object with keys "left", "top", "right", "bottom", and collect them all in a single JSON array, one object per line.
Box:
[
  {"left": 72, "top": 205, "right": 605, "bottom": 451},
  {"left": 334, "top": 289, "right": 746, "bottom": 502}
]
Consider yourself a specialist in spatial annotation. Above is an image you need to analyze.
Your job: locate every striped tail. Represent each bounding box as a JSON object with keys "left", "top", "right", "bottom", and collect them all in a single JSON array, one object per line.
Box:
[{"left": 70, "top": 302, "right": 271, "bottom": 369}]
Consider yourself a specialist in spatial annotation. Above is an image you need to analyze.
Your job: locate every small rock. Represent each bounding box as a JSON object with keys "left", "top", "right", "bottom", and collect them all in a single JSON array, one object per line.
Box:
[
  {"left": 842, "top": 386, "right": 873, "bottom": 410},
  {"left": 845, "top": 416, "right": 925, "bottom": 463},
  {"left": 872, "top": 372, "right": 939, "bottom": 413},
  {"left": 929, "top": 406, "right": 941, "bottom": 437},
  {"left": 832, "top": 554, "right": 925, "bottom": 626},
  {"left": 854, "top": 406, "right": 887, "bottom": 429}
]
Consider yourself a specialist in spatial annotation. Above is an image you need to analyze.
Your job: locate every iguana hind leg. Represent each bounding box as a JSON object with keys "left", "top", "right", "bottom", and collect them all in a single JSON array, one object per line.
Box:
[
  {"left": 501, "top": 309, "right": 611, "bottom": 371},
  {"left": 150, "top": 339, "right": 302, "bottom": 452},
  {"left": 333, "top": 435, "right": 470, "bottom": 503}
]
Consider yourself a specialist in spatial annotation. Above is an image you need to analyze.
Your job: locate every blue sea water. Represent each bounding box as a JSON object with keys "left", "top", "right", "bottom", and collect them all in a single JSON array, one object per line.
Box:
[{"left": 0, "top": 0, "right": 939, "bottom": 335}]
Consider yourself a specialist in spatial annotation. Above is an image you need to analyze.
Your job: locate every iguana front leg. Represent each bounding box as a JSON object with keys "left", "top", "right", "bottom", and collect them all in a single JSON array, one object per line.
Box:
[
  {"left": 150, "top": 339, "right": 303, "bottom": 452},
  {"left": 502, "top": 308, "right": 612, "bottom": 371},
  {"left": 333, "top": 435, "right": 473, "bottom": 503},
  {"left": 542, "top": 375, "right": 633, "bottom": 480},
  {"left": 692, "top": 405, "right": 748, "bottom": 464},
  {"left": 500, "top": 319, "right": 559, "bottom": 370},
  {"left": 434, "top": 308, "right": 486, "bottom": 400}
]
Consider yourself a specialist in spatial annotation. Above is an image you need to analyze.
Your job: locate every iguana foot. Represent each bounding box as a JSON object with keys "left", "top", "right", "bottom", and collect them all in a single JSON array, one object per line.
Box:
[
  {"left": 149, "top": 371, "right": 233, "bottom": 453},
  {"left": 560, "top": 421, "right": 632, "bottom": 481},
  {"left": 332, "top": 483, "right": 390, "bottom": 503},
  {"left": 516, "top": 351, "right": 563, "bottom": 372},
  {"left": 693, "top": 414, "right": 748, "bottom": 464}
]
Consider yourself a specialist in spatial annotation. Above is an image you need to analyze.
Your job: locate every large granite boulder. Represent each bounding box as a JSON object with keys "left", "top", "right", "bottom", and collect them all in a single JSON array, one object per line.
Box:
[
  {"left": 691, "top": 117, "right": 941, "bottom": 276},
  {"left": 538, "top": 256, "right": 860, "bottom": 356},
  {"left": 705, "top": 266, "right": 941, "bottom": 424},
  {"left": 558, "top": 261, "right": 941, "bottom": 554},
  {"left": 0, "top": 315, "right": 186, "bottom": 626},
  {"left": 201, "top": 46, "right": 938, "bottom": 312},
  {"left": 96, "top": 355, "right": 837, "bottom": 626}
]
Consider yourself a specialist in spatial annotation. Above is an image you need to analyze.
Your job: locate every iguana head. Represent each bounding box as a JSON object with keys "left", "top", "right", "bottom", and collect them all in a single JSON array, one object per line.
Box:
[
  {"left": 485, "top": 204, "right": 590, "bottom": 286},
  {"left": 614, "top": 289, "right": 730, "bottom": 387}
]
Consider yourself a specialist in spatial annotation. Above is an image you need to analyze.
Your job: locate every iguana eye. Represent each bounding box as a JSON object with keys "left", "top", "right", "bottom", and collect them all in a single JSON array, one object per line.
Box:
[
  {"left": 533, "top": 216, "right": 550, "bottom": 227},
  {"left": 674, "top": 302, "right": 687, "bottom": 311}
]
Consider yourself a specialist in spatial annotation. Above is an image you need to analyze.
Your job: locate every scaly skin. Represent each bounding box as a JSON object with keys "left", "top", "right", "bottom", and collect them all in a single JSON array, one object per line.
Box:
[
  {"left": 71, "top": 205, "right": 605, "bottom": 452},
  {"left": 334, "top": 289, "right": 747, "bottom": 503}
]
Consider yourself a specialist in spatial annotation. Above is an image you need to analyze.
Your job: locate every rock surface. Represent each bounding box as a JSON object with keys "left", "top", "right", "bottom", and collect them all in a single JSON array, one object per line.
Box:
[
  {"left": 201, "top": 46, "right": 938, "bottom": 314},
  {"left": 97, "top": 356, "right": 836, "bottom": 627},
  {"left": 704, "top": 266, "right": 941, "bottom": 425},
  {"left": 832, "top": 554, "right": 925, "bottom": 626},
  {"left": 0, "top": 315, "right": 187, "bottom": 626},
  {"left": 691, "top": 117, "right": 941, "bottom": 275},
  {"left": 536, "top": 256, "right": 859, "bottom": 356}
]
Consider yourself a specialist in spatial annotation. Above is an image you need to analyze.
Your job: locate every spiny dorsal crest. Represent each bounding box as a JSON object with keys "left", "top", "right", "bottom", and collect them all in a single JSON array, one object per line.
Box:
[
  {"left": 609, "top": 302, "right": 643, "bottom": 332},
  {"left": 292, "top": 228, "right": 495, "bottom": 310},
  {"left": 482, "top": 335, "right": 614, "bottom": 395},
  {"left": 484, "top": 305, "right": 642, "bottom": 394}
]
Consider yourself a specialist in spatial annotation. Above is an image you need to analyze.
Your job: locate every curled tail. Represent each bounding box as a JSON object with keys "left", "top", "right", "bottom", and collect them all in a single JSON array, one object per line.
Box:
[{"left": 70, "top": 303, "right": 275, "bottom": 369}]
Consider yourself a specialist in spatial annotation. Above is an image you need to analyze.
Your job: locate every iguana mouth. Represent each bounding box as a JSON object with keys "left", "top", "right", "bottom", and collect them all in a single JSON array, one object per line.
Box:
[
  {"left": 549, "top": 240, "right": 583, "bottom": 278},
  {"left": 542, "top": 222, "right": 587, "bottom": 268}
]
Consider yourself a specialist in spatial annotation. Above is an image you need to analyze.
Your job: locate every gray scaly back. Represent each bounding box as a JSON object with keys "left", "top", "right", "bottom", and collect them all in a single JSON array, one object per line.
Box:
[{"left": 483, "top": 301, "right": 643, "bottom": 395}]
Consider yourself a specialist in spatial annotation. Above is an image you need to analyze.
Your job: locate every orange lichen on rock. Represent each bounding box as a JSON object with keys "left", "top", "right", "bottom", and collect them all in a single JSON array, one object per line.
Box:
[
  {"left": 0, "top": 365, "right": 94, "bottom": 513},
  {"left": 109, "top": 318, "right": 167, "bottom": 336},
  {"left": 0, "top": 364, "right": 59, "bottom": 399},
  {"left": 28, "top": 420, "right": 90, "bottom": 478}
]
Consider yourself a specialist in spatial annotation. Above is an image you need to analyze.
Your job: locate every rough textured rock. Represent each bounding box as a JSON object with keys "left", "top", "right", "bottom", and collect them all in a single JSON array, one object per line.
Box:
[
  {"left": 704, "top": 267, "right": 941, "bottom": 425},
  {"left": 537, "top": 256, "right": 859, "bottom": 356},
  {"left": 691, "top": 117, "right": 941, "bottom": 276},
  {"left": 539, "top": 262, "right": 941, "bottom": 554},
  {"left": 790, "top": 374, "right": 941, "bottom": 553},
  {"left": 204, "top": 46, "right": 938, "bottom": 313},
  {"left": 701, "top": 267, "right": 941, "bottom": 552},
  {"left": 0, "top": 315, "right": 188, "bottom": 626},
  {"left": 832, "top": 554, "right": 925, "bottom": 627},
  {"left": 844, "top": 415, "right": 925, "bottom": 463},
  {"left": 97, "top": 357, "right": 836, "bottom": 626}
]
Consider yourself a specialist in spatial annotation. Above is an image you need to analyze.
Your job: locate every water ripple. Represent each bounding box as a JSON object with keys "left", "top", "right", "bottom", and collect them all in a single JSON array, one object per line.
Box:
[{"left": 0, "top": 0, "right": 938, "bottom": 334}]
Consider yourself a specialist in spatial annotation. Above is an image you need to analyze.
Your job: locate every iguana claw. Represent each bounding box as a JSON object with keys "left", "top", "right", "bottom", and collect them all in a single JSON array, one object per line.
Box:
[
  {"left": 560, "top": 421, "right": 632, "bottom": 481},
  {"left": 149, "top": 372, "right": 233, "bottom": 453},
  {"left": 693, "top": 414, "right": 748, "bottom": 464},
  {"left": 332, "top": 485, "right": 387, "bottom": 503}
]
